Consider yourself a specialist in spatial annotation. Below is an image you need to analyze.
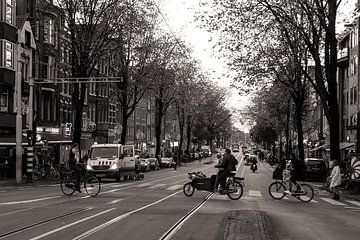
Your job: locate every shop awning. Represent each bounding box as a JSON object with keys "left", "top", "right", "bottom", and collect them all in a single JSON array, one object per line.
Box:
[
  {"left": 309, "top": 144, "right": 328, "bottom": 152},
  {"left": 340, "top": 142, "right": 355, "bottom": 150}
]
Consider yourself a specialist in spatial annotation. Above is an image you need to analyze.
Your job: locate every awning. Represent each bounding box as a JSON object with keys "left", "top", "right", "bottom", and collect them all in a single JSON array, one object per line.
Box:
[
  {"left": 309, "top": 144, "right": 328, "bottom": 152},
  {"left": 340, "top": 142, "right": 355, "bottom": 150}
]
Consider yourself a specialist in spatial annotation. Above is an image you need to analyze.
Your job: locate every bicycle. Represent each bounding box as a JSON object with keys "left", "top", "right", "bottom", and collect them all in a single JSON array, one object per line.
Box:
[
  {"left": 183, "top": 171, "right": 244, "bottom": 200},
  {"left": 323, "top": 167, "right": 351, "bottom": 190},
  {"left": 60, "top": 164, "right": 101, "bottom": 197},
  {"left": 268, "top": 179, "right": 314, "bottom": 202}
]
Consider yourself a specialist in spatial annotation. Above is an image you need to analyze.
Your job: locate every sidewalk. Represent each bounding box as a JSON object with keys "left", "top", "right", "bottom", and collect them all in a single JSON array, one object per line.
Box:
[{"left": 0, "top": 177, "right": 59, "bottom": 187}]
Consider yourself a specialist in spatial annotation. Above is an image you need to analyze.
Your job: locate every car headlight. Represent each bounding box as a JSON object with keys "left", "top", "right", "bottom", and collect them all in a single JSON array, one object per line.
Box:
[
  {"left": 86, "top": 164, "right": 93, "bottom": 170},
  {"left": 110, "top": 163, "right": 118, "bottom": 170}
]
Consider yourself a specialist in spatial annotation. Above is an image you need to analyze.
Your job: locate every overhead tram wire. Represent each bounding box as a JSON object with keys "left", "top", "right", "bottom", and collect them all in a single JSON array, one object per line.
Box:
[
  {"left": 31, "top": 77, "right": 123, "bottom": 84},
  {"left": 150, "top": 0, "right": 184, "bottom": 56}
]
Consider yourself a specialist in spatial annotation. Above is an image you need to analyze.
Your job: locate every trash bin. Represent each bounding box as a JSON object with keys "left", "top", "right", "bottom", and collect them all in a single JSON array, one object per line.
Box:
[{"left": 0, "top": 164, "right": 9, "bottom": 179}]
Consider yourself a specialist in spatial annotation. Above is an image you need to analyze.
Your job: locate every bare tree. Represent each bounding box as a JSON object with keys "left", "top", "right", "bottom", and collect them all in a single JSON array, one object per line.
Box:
[{"left": 57, "top": 0, "right": 121, "bottom": 145}]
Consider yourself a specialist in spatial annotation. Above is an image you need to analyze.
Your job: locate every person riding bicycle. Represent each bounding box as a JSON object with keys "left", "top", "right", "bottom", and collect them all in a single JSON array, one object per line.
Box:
[
  {"left": 215, "top": 149, "right": 238, "bottom": 193},
  {"left": 285, "top": 154, "right": 306, "bottom": 194},
  {"left": 68, "top": 143, "right": 84, "bottom": 192}
]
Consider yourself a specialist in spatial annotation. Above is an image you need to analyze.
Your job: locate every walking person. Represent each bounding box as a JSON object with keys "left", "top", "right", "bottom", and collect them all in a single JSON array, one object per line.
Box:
[{"left": 330, "top": 159, "right": 341, "bottom": 200}]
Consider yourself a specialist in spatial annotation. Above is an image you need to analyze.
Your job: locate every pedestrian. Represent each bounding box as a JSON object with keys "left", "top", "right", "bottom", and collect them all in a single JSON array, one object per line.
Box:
[{"left": 330, "top": 159, "right": 341, "bottom": 200}]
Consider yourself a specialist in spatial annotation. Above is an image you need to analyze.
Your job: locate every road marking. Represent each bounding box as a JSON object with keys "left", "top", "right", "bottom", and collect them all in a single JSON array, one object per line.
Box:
[
  {"left": 29, "top": 208, "right": 115, "bottom": 240},
  {"left": 346, "top": 200, "right": 360, "bottom": 207},
  {"left": 320, "top": 198, "right": 346, "bottom": 206},
  {"left": 136, "top": 183, "right": 153, "bottom": 188},
  {"left": 0, "top": 196, "right": 59, "bottom": 206},
  {"left": 72, "top": 191, "right": 182, "bottom": 240},
  {"left": 148, "top": 184, "right": 167, "bottom": 189},
  {"left": 166, "top": 185, "right": 183, "bottom": 191},
  {"left": 248, "top": 190, "right": 262, "bottom": 197}
]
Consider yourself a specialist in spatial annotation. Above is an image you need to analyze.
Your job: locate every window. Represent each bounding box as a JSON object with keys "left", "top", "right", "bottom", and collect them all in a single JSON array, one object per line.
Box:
[
  {"left": 1, "top": 0, "right": 15, "bottom": 25},
  {"left": 0, "top": 40, "right": 14, "bottom": 69},
  {"left": 44, "top": 19, "right": 55, "bottom": 44},
  {"left": 350, "top": 87, "right": 353, "bottom": 105},
  {"left": 5, "top": 41, "right": 14, "bottom": 69},
  {"left": 21, "top": 62, "right": 29, "bottom": 83},
  {"left": 0, "top": 87, "right": 8, "bottom": 112},
  {"left": 347, "top": 92, "right": 349, "bottom": 105},
  {"left": 25, "top": 31, "right": 31, "bottom": 48},
  {"left": 355, "top": 85, "right": 358, "bottom": 105}
]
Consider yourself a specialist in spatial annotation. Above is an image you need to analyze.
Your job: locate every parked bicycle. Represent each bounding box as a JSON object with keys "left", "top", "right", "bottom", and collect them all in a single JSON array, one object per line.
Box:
[
  {"left": 33, "top": 160, "right": 60, "bottom": 181},
  {"left": 268, "top": 179, "right": 314, "bottom": 202},
  {"left": 60, "top": 164, "right": 101, "bottom": 197}
]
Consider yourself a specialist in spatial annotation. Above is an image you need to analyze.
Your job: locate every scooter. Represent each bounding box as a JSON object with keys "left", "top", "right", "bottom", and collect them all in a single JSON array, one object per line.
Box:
[{"left": 250, "top": 162, "right": 257, "bottom": 173}]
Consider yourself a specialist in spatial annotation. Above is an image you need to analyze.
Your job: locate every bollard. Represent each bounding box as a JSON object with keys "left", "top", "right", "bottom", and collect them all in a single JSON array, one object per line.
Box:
[{"left": 26, "top": 147, "right": 34, "bottom": 183}]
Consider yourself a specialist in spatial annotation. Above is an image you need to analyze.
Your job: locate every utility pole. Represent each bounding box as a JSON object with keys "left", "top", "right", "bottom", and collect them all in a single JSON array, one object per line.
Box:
[{"left": 15, "top": 71, "right": 22, "bottom": 184}]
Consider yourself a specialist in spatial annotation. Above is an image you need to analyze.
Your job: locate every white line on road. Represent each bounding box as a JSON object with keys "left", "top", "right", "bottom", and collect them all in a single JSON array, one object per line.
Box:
[
  {"left": 72, "top": 190, "right": 182, "bottom": 240},
  {"left": 320, "top": 198, "right": 346, "bottom": 206},
  {"left": 148, "top": 184, "right": 167, "bottom": 189},
  {"left": 346, "top": 200, "right": 360, "bottom": 207},
  {"left": 166, "top": 185, "right": 183, "bottom": 191},
  {"left": 29, "top": 208, "right": 115, "bottom": 240},
  {"left": 248, "top": 190, "right": 262, "bottom": 197},
  {"left": 0, "top": 196, "right": 60, "bottom": 206},
  {"left": 136, "top": 182, "right": 153, "bottom": 187}
]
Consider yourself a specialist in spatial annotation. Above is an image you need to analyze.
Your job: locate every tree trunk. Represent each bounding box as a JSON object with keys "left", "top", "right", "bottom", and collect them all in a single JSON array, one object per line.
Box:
[
  {"left": 295, "top": 101, "right": 305, "bottom": 162},
  {"left": 186, "top": 115, "right": 192, "bottom": 152},
  {"left": 177, "top": 106, "right": 185, "bottom": 156},
  {"left": 155, "top": 97, "right": 163, "bottom": 157}
]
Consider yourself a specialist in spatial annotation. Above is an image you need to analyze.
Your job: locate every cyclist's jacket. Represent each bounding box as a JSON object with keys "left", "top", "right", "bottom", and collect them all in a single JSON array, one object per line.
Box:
[{"left": 217, "top": 154, "right": 238, "bottom": 171}]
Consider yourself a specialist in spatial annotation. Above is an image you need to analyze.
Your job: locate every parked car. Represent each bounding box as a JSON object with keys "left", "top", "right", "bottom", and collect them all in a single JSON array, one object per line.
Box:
[
  {"left": 139, "top": 159, "right": 151, "bottom": 172},
  {"left": 146, "top": 158, "right": 160, "bottom": 171},
  {"left": 304, "top": 158, "right": 326, "bottom": 181},
  {"left": 160, "top": 157, "right": 175, "bottom": 168}
]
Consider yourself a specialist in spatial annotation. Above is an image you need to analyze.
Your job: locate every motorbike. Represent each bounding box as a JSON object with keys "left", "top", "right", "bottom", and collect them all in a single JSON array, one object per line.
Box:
[
  {"left": 250, "top": 162, "right": 257, "bottom": 173},
  {"left": 183, "top": 170, "right": 245, "bottom": 200}
]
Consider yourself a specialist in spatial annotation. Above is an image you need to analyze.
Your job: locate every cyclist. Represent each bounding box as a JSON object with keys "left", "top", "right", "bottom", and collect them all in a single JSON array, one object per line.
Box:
[
  {"left": 285, "top": 154, "right": 306, "bottom": 194},
  {"left": 68, "top": 143, "right": 83, "bottom": 192},
  {"left": 215, "top": 148, "right": 238, "bottom": 193}
]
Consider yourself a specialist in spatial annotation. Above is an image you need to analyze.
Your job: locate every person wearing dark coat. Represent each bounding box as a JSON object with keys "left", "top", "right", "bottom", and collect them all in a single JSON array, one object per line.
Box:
[{"left": 215, "top": 148, "right": 238, "bottom": 192}]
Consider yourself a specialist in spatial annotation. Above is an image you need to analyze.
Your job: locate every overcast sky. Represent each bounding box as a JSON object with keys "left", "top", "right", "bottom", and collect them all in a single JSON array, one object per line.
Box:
[{"left": 159, "top": 0, "right": 356, "bottom": 131}]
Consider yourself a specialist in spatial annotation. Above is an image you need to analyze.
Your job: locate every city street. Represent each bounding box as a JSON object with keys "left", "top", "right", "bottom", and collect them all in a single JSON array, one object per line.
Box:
[{"left": 1, "top": 152, "right": 360, "bottom": 240}]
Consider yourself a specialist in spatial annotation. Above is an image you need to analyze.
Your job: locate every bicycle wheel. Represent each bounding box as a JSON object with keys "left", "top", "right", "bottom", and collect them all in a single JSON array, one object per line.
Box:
[
  {"left": 183, "top": 183, "right": 195, "bottom": 197},
  {"left": 268, "top": 181, "right": 286, "bottom": 200},
  {"left": 61, "top": 176, "right": 76, "bottom": 195},
  {"left": 226, "top": 180, "right": 243, "bottom": 200},
  {"left": 297, "top": 183, "right": 314, "bottom": 202},
  {"left": 84, "top": 177, "right": 101, "bottom": 197}
]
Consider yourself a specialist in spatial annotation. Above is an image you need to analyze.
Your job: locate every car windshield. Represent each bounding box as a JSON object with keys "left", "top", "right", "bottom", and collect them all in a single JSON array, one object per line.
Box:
[{"left": 90, "top": 147, "right": 118, "bottom": 158}]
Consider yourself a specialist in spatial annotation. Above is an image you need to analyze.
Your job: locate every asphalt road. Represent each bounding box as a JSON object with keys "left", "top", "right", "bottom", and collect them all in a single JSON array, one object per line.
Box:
[{"left": 0, "top": 152, "right": 360, "bottom": 240}]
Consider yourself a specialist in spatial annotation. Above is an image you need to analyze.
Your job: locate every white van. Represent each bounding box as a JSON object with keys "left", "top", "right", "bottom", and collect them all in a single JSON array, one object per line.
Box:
[{"left": 87, "top": 144, "right": 135, "bottom": 181}]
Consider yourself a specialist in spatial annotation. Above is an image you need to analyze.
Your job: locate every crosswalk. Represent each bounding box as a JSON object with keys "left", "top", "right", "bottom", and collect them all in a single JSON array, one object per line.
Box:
[{"left": 131, "top": 182, "right": 360, "bottom": 209}]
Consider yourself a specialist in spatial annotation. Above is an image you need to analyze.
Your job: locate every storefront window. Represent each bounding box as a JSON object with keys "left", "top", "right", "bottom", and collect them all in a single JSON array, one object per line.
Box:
[{"left": 0, "top": 88, "right": 8, "bottom": 112}]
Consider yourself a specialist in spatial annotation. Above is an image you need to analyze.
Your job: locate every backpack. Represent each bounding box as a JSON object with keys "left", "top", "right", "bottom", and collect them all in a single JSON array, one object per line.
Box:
[{"left": 272, "top": 166, "right": 283, "bottom": 180}]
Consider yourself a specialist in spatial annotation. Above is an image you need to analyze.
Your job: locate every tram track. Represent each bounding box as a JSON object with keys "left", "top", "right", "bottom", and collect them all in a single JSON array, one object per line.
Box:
[{"left": 0, "top": 163, "right": 216, "bottom": 239}]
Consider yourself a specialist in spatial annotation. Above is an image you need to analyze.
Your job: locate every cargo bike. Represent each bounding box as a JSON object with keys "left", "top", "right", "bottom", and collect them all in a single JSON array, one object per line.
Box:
[{"left": 183, "top": 171, "right": 244, "bottom": 200}]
